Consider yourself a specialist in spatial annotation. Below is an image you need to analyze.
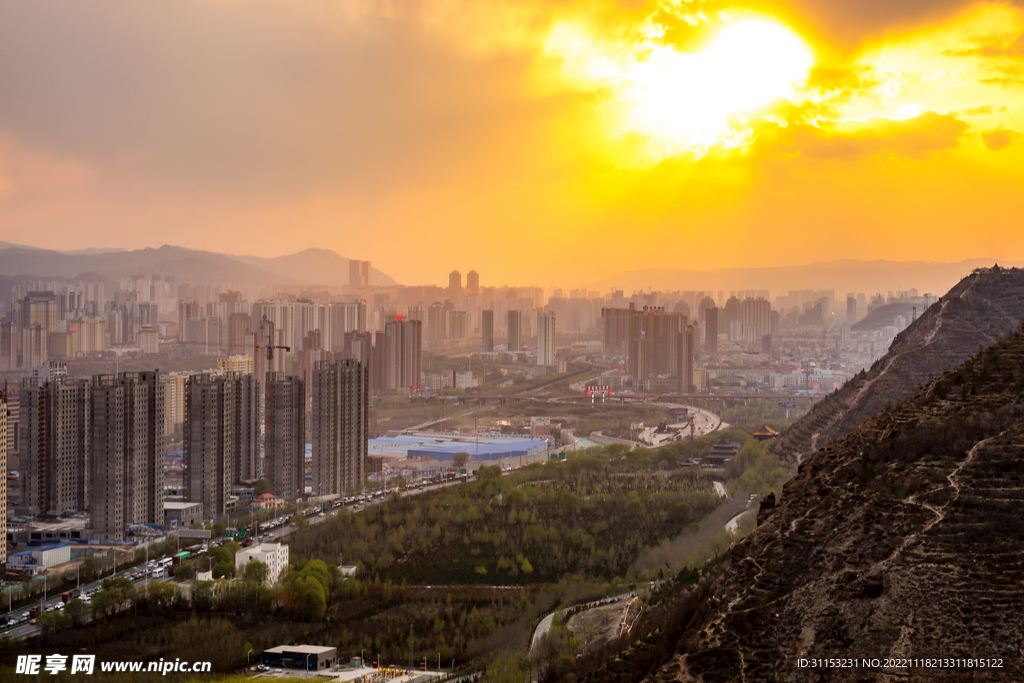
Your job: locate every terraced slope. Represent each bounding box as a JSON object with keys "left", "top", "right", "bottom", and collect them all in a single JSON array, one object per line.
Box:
[
  {"left": 774, "top": 265, "right": 1024, "bottom": 464},
  {"left": 646, "top": 327, "right": 1024, "bottom": 682}
]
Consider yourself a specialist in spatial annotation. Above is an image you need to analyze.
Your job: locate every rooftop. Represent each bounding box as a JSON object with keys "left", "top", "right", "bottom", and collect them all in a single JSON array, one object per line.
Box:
[
  {"left": 265, "top": 645, "right": 335, "bottom": 655},
  {"left": 163, "top": 502, "right": 202, "bottom": 510},
  {"left": 370, "top": 431, "right": 550, "bottom": 461}
]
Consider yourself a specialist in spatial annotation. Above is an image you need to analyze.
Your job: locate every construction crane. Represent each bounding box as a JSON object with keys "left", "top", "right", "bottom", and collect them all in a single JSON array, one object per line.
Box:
[{"left": 161, "top": 338, "right": 291, "bottom": 361}]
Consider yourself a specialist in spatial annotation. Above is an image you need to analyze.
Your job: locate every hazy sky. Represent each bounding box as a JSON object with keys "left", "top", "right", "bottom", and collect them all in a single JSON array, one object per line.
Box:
[{"left": 1, "top": 0, "right": 1023, "bottom": 287}]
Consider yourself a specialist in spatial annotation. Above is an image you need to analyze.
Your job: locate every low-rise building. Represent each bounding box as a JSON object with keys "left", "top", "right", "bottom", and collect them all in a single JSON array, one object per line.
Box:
[
  {"left": 704, "top": 439, "right": 742, "bottom": 467},
  {"left": 164, "top": 501, "right": 204, "bottom": 530},
  {"left": 235, "top": 542, "right": 289, "bottom": 584},
  {"left": 262, "top": 645, "right": 336, "bottom": 671},
  {"left": 7, "top": 543, "right": 72, "bottom": 569}
]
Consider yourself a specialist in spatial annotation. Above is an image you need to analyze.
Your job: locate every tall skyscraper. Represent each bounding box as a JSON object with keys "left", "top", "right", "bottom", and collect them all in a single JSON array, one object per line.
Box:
[
  {"left": 311, "top": 359, "right": 368, "bottom": 497},
  {"left": 185, "top": 373, "right": 238, "bottom": 520},
  {"left": 847, "top": 296, "right": 857, "bottom": 325},
  {"left": 537, "top": 311, "right": 555, "bottom": 366},
  {"left": 466, "top": 270, "right": 480, "bottom": 297},
  {"left": 265, "top": 373, "right": 305, "bottom": 502},
  {"left": 90, "top": 371, "right": 164, "bottom": 541},
  {"left": 507, "top": 310, "right": 523, "bottom": 352},
  {"left": 481, "top": 309, "right": 494, "bottom": 352}
]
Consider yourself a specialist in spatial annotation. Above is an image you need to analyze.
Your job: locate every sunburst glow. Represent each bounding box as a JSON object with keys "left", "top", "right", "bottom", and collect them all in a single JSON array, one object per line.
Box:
[
  {"left": 625, "top": 20, "right": 814, "bottom": 151},
  {"left": 547, "top": 16, "right": 815, "bottom": 162}
]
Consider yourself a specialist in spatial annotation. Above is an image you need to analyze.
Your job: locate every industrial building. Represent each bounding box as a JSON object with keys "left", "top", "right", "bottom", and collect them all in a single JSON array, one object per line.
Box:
[{"left": 262, "top": 645, "right": 337, "bottom": 671}]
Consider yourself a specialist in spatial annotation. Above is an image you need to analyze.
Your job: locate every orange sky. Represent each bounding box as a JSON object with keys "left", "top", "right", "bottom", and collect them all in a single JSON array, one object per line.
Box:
[{"left": 1, "top": 0, "right": 1023, "bottom": 287}]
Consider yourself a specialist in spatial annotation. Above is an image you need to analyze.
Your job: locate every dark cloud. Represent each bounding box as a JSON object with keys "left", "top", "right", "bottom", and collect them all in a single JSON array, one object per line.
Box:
[{"left": 0, "top": 0, "right": 556, "bottom": 198}]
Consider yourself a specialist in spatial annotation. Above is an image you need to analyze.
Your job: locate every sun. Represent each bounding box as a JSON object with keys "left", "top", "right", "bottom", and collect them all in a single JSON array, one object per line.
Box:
[
  {"left": 623, "top": 18, "right": 815, "bottom": 155},
  {"left": 547, "top": 15, "right": 815, "bottom": 163}
]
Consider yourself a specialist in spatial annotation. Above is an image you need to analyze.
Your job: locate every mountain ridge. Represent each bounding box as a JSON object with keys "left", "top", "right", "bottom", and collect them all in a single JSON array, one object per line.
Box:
[
  {"left": 773, "top": 266, "right": 1024, "bottom": 464},
  {"left": 0, "top": 244, "right": 398, "bottom": 288},
  {"left": 587, "top": 259, "right": 1024, "bottom": 299},
  {"left": 643, "top": 319, "right": 1024, "bottom": 681}
]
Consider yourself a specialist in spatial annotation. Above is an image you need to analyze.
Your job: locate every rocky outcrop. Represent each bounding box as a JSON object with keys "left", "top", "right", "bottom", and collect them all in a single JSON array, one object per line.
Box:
[
  {"left": 774, "top": 266, "right": 1024, "bottom": 464},
  {"left": 647, "top": 326, "right": 1024, "bottom": 682}
]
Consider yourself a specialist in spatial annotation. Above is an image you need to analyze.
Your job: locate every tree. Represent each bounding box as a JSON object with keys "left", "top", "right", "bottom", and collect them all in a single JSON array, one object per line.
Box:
[
  {"left": 253, "top": 479, "right": 272, "bottom": 497},
  {"left": 63, "top": 599, "right": 88, "bottom": 627},
  {"left": 292, "top": 576, "right": 327, "bottom": 620},
  {"left": 36, "top": 611, "right": 66, "bottom": 634},
  {"left": 80, "top": 556, "right": 101, "bottom": 582},
  {"left": 212, "top": 561, "right": 236, "bottom": 579},
  {"left": 452, "top": 452, "right": 470, "bottom": 469},
  {"left": 174, "top": 560, "right": 195, "bottom": 582},
  {"left": 242, "top": 560, "right": 269, "bottom": 586}
]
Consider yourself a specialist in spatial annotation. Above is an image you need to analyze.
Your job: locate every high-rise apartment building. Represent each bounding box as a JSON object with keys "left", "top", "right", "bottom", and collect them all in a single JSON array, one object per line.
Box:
[
  {"left": 445, "top": 310, "right": 469, "bottom": 340},
  {"left": 311, "top": 359, "right": 368, "bottom": 497},
  {"left": 265, "top": 373, "right": 305, "bottom": 502},
  {"left": 681, "top": 325, "right": 695, "bottom": 393},
  {"left": 233, "top": 373, "right": 260, "bottom": 482},
  {"left": 327, "top": 300, "right": 367, "bottom": 353},
  {"left": 18, "top": 377, "right": 91, "bottom": 515},
  {"left": 537, "top": 311, "right": 555, "bottom": 366},
  {"left": 90, "top": 372, "right": 164, "bottom": 541},
  {"left": 601, "top": 307, "right": 630, "bottom": 356},
  {"left": 481, "top": 309, "right": 494, "bottom": 352},
  {"left": 185, "top": 373, "right": 241, "bottom": 520},
  {"left": 448, "top": 270, "right": 462, "bottom": 302},
  {"left": 602, "top": 305, "right": 689, "bottom": 391},
  {"left": 507, "top": 310, "right": 523, "bottom": 352},
  {"left": 0, "top": 393, "right": 7, "bottom": 564},
  {"left": 847, "top": 296, "right": 857, "bottom": 325},
  {"left": 382, "top": 318, "right": 422, "bottom": 391},
  {"left": 466, "top": 270, "right": 480, "bottom": 297},
  {"left": 427, "top": 302, "right": 445, "bottom": 347},
  {"left": 349, "top": 260, "right": 370, "bottom": 288},
  {"left": 705, "top": 307, "right": 719, "bottom": 355}
]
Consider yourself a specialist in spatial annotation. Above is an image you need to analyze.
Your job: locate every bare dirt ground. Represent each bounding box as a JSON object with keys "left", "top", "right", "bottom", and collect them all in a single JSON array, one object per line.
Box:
[{"left": 566, "top": 597, "right": 635, "bottom": 652}]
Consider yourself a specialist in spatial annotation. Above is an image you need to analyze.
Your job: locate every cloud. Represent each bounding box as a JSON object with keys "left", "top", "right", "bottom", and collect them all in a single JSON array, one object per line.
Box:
[
  {"left": 761, "top": 0, "right": 1024, "bottom": 46},
  {"left": 754, "top": 111, "right": 970, "bottom": 159},
  {"left": 982, "top": 127, "right": 1022, "bottom": 149},
  {"left": 0, "top": 0, "right": 567, "bottom": 199}
]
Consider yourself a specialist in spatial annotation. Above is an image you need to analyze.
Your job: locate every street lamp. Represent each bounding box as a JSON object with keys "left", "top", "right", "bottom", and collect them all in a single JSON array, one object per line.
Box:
[
  {"left": 247, "top": 649, "right": 253, "bottom": 667},
  {"left": 306, "top": 653, "right": 314, "bottom": 671},
  {"left": 361, "top": 649, "right": 365, "bottom": 669}
]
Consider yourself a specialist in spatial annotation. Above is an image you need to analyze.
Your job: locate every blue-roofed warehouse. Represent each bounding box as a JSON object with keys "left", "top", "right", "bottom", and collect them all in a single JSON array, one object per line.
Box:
[{"left": 369, "top": 432, "right": 551, "bottom": 462}]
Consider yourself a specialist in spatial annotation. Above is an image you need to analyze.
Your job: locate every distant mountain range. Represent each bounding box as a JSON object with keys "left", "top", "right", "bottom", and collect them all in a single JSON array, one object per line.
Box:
[
  {"left": 589, "top": 259, "right": 1024, "bottom": 298},
  {"left": 0, "top": 243, "right": 398, "bottom": 288}
]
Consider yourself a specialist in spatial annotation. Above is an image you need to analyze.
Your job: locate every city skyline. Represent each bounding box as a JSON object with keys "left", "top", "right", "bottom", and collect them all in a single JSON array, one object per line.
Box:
[{"left": 1, "top": 0, "right": 1023, "bottom": 285}]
